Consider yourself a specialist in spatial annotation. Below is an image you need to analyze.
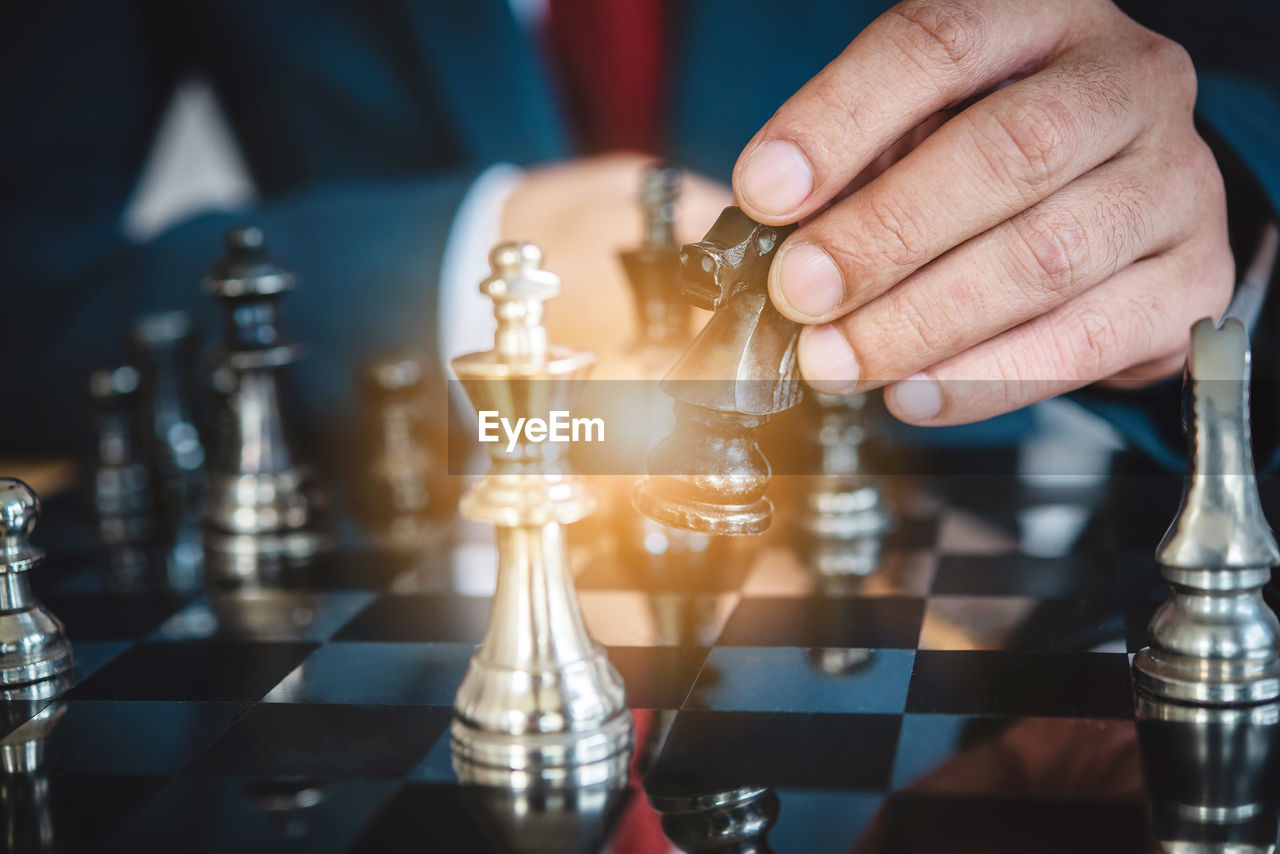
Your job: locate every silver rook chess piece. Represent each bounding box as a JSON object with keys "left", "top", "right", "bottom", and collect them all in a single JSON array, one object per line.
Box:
[
  {"left": 201, "top": 228, "right": 330, "bottom": 570},
  {"left": 1133, "top": 317, "right": 1280, "bottom": 704},
  {"left": 450, "top": 243, "right": 633, "bottom": 777},
  {"left": 0, "top": 480, "right": 73, "bottom": 688}
]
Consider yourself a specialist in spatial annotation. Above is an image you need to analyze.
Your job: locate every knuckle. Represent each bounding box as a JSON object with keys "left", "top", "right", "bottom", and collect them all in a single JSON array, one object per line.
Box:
[
  {"left": 1013, "top": 208, "right": 1090, "bottom": 295},
  {"left": 1144, "top": 36, "right": 1196, "bottom": 102},
  {"left": 894, "top": 287, "right": 955, "bottom": 357},
  {"left": 976, "top": 96, "right": 1077, "bottom": 193},
  {"left": 1187, "top": 138, "right": 1226, "bottom": 203},
  {"left": 884, "top": 1, "right": 984, "bottom": 78},
  {"left": 1055, "top": 56, "right": 1133, "bottom": 121},
  {"left": 1057, "top": 304, "right": 1125, "bottom": 379},
  {"left": 1097, "top": 181, "right": 1153, "bottom": 267},
  {"left": 859, "top": 190, "right": 931, "bottom": 269}
]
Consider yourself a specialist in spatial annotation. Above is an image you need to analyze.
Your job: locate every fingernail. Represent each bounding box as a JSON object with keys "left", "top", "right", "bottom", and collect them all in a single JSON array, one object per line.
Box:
[
  {"left": 738, "top": 139, "right": 814, "bottom": 217},
  {"left": 890, "top": 373, "right": 943, "bottom": 421},
  {"left": 776, "top": 243, "right": 844, "bottom": 319},
  {"left": 799, "top": 324, "right": 859, "bottom": 394}
]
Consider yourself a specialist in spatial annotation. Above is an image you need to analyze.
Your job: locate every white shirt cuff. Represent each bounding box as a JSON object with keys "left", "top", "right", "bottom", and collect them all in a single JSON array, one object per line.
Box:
[{"left": 438, "top": 163, "right": 525, "bottom": 374}]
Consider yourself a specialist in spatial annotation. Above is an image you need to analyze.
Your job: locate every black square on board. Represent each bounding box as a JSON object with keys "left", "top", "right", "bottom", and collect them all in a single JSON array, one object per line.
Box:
[
  {"left": 906, "top": 651, "right": 1133, "bottom": 717},
  {"left": 188, "top": 703, "right": 451, "bottom": 779},
  {"left": 718, "top": 597, "right": 924, "bottom": 649},
  {"left": 647, "top": 710, "right": 901, "bottom": 792},
  {"left": 333, "top": 595, "right": 492, "bottom": 643},
  {"left": 67, "top": 641, "right": 317, "bottom": 702}
]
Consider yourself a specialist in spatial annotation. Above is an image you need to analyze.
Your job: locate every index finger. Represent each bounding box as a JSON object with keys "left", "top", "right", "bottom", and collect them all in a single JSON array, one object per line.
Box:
[{"left": 732, "top": 0, "right": 1095, "bottom": 224}]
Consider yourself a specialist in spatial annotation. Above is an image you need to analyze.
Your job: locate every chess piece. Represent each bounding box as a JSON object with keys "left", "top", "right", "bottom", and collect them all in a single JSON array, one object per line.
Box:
[
  {"left": 799, "top": 392, "right": 892, "bottom": 541},
  {"left": 1137, "top": 694, "right": 1280, "bottom": 850},
  {"left": 244, "top": 779, "right": 328, "bottom": 840},
  {"left": 131, "top": 311, "right": 206, "bottom": 513},
  {"left": 357, "top": 353, "right": 452, "bottom": 551},
  {"left": 201, "top": 227, "right": 330, "bottom": 570},
  {"left": 0, "top": 480, "right": 74, "bottom": 687},
  {"left": 451, "top": 243, "right": 632, "bottom": 774},
  {"left": 88, "top": 366, "right": 158, "bottom": 587},
  {"left": 456, "top": 750, "right": 630, "bottom": 853},
  {"left": 648, "top": 786, "right": 779, "bottom": 853},
  {"left": 0, "top": 693, "right": 68, "bottom": 854},
  {"left": 620, "top": 163, "right": 689, "bottom": 355},
  {"left": 87, "top": 366, "right": 152, "bottom": 523},
  {"left": 1133, "top": 317, "right": 1280, "bottom": 704},
  {"left": 635, "top": 207, "right": 800, "bottom": 535},
  {"left": 132, "top": 311, "right": 208, "bottom": 588}
]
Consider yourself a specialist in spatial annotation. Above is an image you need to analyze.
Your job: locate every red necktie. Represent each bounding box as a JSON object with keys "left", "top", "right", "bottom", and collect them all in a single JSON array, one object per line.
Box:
[{"left": 546, "top": 0, "right": 667, "bottom": 152}]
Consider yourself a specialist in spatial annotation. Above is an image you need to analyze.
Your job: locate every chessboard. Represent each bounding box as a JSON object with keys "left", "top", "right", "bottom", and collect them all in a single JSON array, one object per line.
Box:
[{"left": 3, "top": 442, "right": 1215, "bottom": 854}]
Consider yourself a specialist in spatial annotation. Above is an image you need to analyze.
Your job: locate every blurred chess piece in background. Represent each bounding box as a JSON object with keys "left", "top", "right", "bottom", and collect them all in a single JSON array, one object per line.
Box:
[
  {"left": 201, "top": 227, "right": 332, "bottom": 585},
  {"left": 355, "top": 353, "right": 455, "bottom": 553}
]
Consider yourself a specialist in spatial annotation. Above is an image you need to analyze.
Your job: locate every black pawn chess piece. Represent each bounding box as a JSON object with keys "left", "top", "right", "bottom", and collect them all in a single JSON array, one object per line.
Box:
[
  {"left": 201, "top": 227, "right": 330, "bottom": 578},
  {"left": 132, "top": 311, "right": 208, "bottom": 588},
  {"left": 0, "top": 479, "right": 73, "bottom": 688},
  {"left": 87, "top": 366, "right": 157, "bottom": 587},
  {"left": 88, "top": 366, "right": 152, "bottom": 526},
  {"left": 357, "top": 354, "right": 453, "bottom": 551},
  {"left": 130, "top": 310, "right": 206, "bottom": 515},
  {"left": 620, "top": 163, "right": 689, "bottom": 357}
]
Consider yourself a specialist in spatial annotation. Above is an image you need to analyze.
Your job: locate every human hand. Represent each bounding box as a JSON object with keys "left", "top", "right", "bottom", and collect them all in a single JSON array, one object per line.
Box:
[
  {"left": 502, "top": 153, "right": 731, "bottom": 377},
  {"left": 733, "top": 0, "right": 1232, "bottom": 424}
]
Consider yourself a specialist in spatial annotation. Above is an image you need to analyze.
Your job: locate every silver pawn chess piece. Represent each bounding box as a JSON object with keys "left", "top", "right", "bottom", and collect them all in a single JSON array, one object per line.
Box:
[
  {"left": 0, "top": 480, "right": 73, "bottom": 687},
  {"left": 450, "top": 242, "right": 633, "bottom": 776},
  {"left": 201, "top": 227, "right": 330, "bottom": 570},
  {"left": 1133, "top": 317, "right": 1280, "bottom": 704}
]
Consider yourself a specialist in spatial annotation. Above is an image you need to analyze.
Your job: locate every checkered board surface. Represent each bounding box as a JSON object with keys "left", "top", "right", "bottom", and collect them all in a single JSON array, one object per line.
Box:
[{"left": 6, "top": 451, "right": 1210, "bottom": 853}]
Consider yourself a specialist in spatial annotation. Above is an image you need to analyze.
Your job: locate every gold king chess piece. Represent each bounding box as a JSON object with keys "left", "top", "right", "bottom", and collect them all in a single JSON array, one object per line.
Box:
[{"left": 450, "top": 242, "right": 633, "bottom": 780}]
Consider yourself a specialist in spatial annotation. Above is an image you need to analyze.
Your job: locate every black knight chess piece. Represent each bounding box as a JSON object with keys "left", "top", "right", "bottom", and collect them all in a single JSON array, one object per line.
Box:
[
  {"left": 201, "top": 227, "right": 331, "bottom": 577},
  {"left": 635, "top": 207, "right": 800, "bottom": 536}
]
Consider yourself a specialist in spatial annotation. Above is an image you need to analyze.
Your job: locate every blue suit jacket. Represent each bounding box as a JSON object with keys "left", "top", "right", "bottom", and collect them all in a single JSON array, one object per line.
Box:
[{"left": 3, "top": 0, "right": 1279, "bottom": 460}]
